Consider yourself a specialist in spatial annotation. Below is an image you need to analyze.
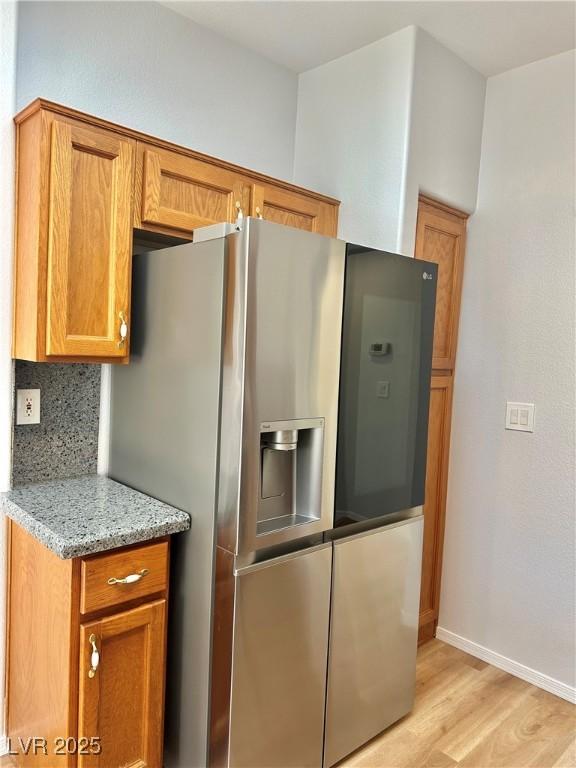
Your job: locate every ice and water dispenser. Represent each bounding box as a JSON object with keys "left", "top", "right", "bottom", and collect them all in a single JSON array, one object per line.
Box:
[{"left": 257, "top": 418, "right": 325, "bottom": 537}]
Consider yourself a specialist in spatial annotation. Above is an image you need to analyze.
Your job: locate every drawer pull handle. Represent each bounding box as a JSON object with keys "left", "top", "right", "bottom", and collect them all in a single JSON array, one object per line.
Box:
[
  {"left": 118, "top": 310, "right": 128, "bottom": 348},
  {"left": 107, "top": 568, "right": 149, "bottom": 586},
  {"left": 88, "top": 634, "right": 99, "bottom": 679}
]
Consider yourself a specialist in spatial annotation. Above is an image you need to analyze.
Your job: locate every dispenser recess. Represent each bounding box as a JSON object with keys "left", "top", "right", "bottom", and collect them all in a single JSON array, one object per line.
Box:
[{"left": 258, "top": 418, "right": 324, "bottom": 536}]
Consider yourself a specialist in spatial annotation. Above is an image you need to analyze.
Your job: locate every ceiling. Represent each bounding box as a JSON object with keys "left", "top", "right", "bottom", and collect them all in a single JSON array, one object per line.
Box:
[{"left": 163, "top": 1, "right": 575, "bottom": 76}]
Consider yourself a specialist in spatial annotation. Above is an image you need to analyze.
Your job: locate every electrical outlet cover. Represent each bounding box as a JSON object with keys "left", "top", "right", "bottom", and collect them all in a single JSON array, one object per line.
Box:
[{"left": 16, "top": 389, "right": 41, "bottom": 425}]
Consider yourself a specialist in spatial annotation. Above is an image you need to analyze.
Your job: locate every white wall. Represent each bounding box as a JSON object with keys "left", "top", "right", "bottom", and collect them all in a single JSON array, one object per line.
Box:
[
  {"left": 16, "top": 1, "right": 298, "bottom": 180},
  {"left": 294, "top": 26, "right": 485, "bottom": 256},
  {"left": 15, "top": 0, "right": 300, "bottom": 476},
  {"left": 0, "top": 0, "right": 17, "bottom": 746},
  {"left": 0, "top": 3, "right": 16, "bottom": 492},
  {"left": 400, "top": 28, "right": 485, "bottom": 255},
  {"left": 439, "top": 50, "right": 576, "bottom": 694},
  {"left": 294, "top": 27, "right": 416, "bottom": 251}
]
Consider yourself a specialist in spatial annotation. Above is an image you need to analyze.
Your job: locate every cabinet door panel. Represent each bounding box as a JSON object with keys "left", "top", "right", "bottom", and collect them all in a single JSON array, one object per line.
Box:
[
  {"left": 419, "top": 376, "right": 453, "bottom": 642},
  {"left": 138, "top": 145, "right": 250, "bottom": 234},
  {"left": 252, "top": 184, "right": 338, "bottom": 237},
  {"left": 46, "top": 120, "right": 134, "bottom": 358},
  {"left": 78, "top": 600, "right": 166, "bottom": 768},
  {"left": 415, "top": 199, "right": 466, "bottom": 370}
]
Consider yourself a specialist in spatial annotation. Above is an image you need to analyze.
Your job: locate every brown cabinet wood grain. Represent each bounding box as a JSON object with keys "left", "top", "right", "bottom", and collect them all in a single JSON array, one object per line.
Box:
[
  {"left": 251, "top": 183, "right": 338, "bottom": 237},
  {"left": 416, "top": 195, "right": 467, "bottom": 645},
  {"left": 6, "top": 521, "right": 77, "bottom": 767},
  {"left": 13, "top": 107, "right": 135, "bottom": 363},
  {"left": 13, "top": 99, "right": 340, "bottom": 364},
  {"left": 135, "top": 143, "right": 251, "bottom": 236},
  {"left": 45, "top": 120, "right": 134, "bottom": 359},
  {"left": 6, "top": 521, "right": 170, "bottom": 767},
  {"left": 77, "top": 600, "right": 166, "bottom": 768},
  {"left": 419, "top": 375, "right": 453, "bottom": 644},
  {"left": 415, "top": 196, "right": 467, "bottom": 371},
  {"left": 80, "top": 540, "right": 169, "bottom": 615}
]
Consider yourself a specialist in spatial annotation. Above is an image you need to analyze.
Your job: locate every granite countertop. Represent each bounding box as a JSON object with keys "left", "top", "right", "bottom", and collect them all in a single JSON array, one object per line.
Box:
[{"left": 1, "top": 475, "right": 190, "bottom": 559}]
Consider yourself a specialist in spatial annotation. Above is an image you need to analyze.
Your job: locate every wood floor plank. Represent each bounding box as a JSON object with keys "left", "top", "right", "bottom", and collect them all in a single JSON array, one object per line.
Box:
[
  {"left": 340, "top": 726, "right": 456, "bottom": 768},
  {"left": 454, "top": 685, "right": 575, "bottom": 768},
  {"left": 421, "top": 749, "right": 457, "bottom": 768},
  {"left": 436, "top": 668, "right": 534, "bottom": 761},
  {"left": 553, "top": 735, "right": 576, "bottom": 767},
  {"left": 409, "top": 665, "right": 503, "bottom": 739},
  {"left": 343, "top": 640, "right": 575, "bottom": 768}
]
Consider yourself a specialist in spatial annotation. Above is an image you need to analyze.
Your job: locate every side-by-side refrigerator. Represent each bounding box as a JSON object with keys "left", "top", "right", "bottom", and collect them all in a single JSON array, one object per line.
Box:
[{"left": 108, "top": 218, "right": 437, "bottom": 768}]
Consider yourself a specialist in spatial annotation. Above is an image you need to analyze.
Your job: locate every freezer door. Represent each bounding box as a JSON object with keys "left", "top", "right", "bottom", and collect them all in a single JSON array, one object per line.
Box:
[
  {"left": 324, "top": 517, "right": 424, "bottom": 767},
  {"left": 228, "top": 544, "right": 332, "bottom": 768}
]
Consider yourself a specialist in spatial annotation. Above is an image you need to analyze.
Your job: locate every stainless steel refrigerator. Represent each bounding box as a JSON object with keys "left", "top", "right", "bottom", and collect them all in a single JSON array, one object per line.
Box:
[{"left": 108, "top": 218, "right": 437, "bottom": 768}]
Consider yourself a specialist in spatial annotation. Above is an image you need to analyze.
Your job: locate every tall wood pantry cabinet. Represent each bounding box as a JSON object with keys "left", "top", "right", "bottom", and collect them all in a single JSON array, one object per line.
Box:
[
  {"left": 415, "top": 195, "right": 468, "bottom": 645},
  {"left": 12, "top": 99, "right": 340, "bottom": 365}
]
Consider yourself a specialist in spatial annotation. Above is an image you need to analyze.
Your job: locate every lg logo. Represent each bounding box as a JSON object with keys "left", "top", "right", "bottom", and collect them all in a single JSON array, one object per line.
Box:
[{"left": 422, "top": 272, "right": 434, "bottom": 281}]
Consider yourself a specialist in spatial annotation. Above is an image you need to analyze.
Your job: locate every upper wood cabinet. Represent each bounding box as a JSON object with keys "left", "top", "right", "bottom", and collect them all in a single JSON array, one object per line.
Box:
[
  {"left": 12, "top": 99, "right": 340, "bottom": 363},
  {"left": 415, "top": 196, "right": 467, "bottom": 370},
  {"left": 251, "top": 183, "right": 338, "bottom": 236},
  {"left": 135, "top": 143, "right": 251, "bottom": 236},
  {"left": 46, "top": 121, "right": 134, "bottom": 358},
  {"left": 13, "top": 107, "right": 135, "bottom": 363},
  {"left": 134, "top": 144, "right": 339, "bottom": 239}
]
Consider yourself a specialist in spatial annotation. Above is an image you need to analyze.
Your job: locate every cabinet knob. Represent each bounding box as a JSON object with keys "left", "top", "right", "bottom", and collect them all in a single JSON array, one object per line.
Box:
[
  {"left": 107, "top": 568, "right": 149, "bottom": 586},
  {"left": 88, "top": 633, "right": 100, "bottom": 679},
  {"left": 118, "top": 310, "right": 128, "bottom": 348},
  {"left": 255, "top": 206, "right": 263, "bottom": 219},
  {"left": 235, "top": 200, "right": 244, "bottom": 221}
]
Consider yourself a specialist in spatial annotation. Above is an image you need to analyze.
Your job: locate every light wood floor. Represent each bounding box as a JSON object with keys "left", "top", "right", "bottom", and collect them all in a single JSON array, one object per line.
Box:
[
  {"left": 1, "top": 640, "right": 573, "bottom": 767},
  {"left": 341, "top": 639, "right": 575, "bottom": 768}
]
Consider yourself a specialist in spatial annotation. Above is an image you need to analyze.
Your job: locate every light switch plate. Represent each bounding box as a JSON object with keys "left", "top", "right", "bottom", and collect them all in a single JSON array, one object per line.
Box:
[
  {"left": 16, "top": 389, "right": 41, "bottom": 425},
  {"left": 377, "top": 380, "right": 390, "bottom": 399},
  {"left": 506, "top": 401, "right": 534, "bottom": 432}
]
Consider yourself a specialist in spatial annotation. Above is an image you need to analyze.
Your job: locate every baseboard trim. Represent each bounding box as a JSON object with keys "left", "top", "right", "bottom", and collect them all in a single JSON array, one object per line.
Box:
[{"left": 436, "top": 626, "right": 576, "bottom": 704}]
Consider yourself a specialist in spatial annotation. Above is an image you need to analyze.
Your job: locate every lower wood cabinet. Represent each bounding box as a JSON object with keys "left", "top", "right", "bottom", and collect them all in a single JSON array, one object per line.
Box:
[
  {"left": 78, "top": 601, "right": 166, "bottom": 768},
  {"left": 6, "top": 521, "right": 170, "bottom": 767},
  {"left": 419, "top": 376, "right": 454, "bottom": 644}
]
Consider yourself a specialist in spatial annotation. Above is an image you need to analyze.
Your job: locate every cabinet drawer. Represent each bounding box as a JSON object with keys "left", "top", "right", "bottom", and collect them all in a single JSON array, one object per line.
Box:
[{"left": 80, "top": 540, "right": 169, "bottom": 614}]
